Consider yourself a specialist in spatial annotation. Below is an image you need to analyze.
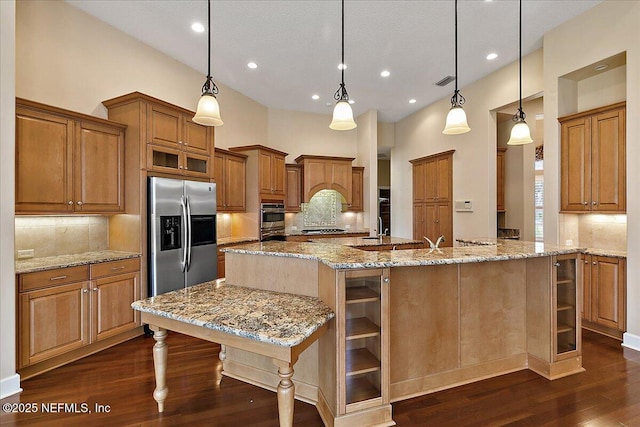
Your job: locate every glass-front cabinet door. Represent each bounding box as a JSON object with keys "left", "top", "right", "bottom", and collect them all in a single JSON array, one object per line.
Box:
[
  {"left": 339, "top": 268, "right": 390, "bottom": 414},
  {"left": 553, "top": 254, "right": 580, "bottom": 360}
]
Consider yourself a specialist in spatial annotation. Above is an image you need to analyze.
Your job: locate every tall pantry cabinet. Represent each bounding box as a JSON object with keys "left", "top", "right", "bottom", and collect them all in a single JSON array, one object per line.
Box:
[{"left": 410, "top": 150, "right": 454, "bottom": 247}]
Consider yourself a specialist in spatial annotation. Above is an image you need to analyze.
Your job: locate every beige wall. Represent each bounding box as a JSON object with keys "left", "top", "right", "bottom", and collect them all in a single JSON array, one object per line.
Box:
[
  {"left": 393, "top": 49, "right": 544, "bottom": 240},
  {"left": 543, "top": 0, "right": 639, "bottom": 349},
  {"left": 15, "top": 0, "right": 267, "bottom": 149},
  {"left": 0, "top": 0, "right": 18, "bottom": 399}
]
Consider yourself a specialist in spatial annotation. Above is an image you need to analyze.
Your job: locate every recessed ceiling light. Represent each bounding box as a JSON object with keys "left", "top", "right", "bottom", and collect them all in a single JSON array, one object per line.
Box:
[
  {"left": 348, "top": 99, "right": 355, "bottom": 104},
  {"left": 380, "top": 70, "right": 391, "bottom": 77},
  {"left": 191, "top": 22, "right": 205, "bottom": 33},
  {"left": 338, "top": 63, "right": 347, "bottom": 70},
  {"left": 594, "top": 64, "right": 608, "bottom": 71},
  {"left": 312, "top": 94, "right": 320, "bottom": 100},
  {"left": 486, "top": 53, "right": 498, "bottom": 60},
  {"left": 409, "top": 99, "right": 417, "bottom": 104},
  {"left": 247, "top": 62, "right": 258, "bottom": 69}
]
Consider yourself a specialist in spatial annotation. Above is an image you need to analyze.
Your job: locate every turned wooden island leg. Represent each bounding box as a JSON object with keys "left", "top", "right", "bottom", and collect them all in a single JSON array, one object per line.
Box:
[
  {"left": 151, "top": 327, "right": 169, "bottom": 412},
  {"left": 273, "top": 360, "right": 295, "bottom": 427}
]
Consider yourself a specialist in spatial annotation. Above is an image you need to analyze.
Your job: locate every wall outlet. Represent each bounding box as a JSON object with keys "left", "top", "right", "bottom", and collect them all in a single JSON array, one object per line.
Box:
[
  {"left": 344, "top": 224, "right": 351, "bottom": 229},
  {"left": 291, "top": 226, "right": 298, "bottom": 231},
  {"left": 565, "top": 239, "right": 573, "bottom": 246},
  {"left": 17, "top": 249, "right": 35, "bottom": 259}
]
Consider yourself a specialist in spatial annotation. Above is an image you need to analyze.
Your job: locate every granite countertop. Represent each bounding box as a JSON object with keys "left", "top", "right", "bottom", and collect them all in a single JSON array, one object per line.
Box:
[
  {"left": 457, "top": 238, "right": 627, "bottom": 259},
  {"left": 132, "top": 279, "right": 334, "bottom": 347},
  {"left": 584, "top": 248, "right": 627, "bottom": 258},
  {"left": 16, "top": 250, "right": 141, "bottom": 274},
  {"left": 309, "top": 236, "right": 423, "bottom": 247},
  {"left": 222, "top": 240, "right": 584, "bottom": 270},
  {"left": 218, "top": 236, "right": 259, "bottom": 247}
]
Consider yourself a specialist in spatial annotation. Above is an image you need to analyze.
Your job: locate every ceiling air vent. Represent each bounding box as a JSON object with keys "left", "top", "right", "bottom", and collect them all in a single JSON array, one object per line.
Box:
[{"left": 434, "top": 75, "right": 455, "bottom": 87}]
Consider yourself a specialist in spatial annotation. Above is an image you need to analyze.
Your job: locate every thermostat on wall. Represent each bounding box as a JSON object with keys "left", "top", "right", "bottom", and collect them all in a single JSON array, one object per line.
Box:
[{"left": 455, "top": 200, "right": 473, "bottom": 212}]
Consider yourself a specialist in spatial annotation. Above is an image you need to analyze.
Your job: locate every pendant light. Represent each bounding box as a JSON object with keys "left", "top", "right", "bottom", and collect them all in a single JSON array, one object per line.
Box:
[
  {"left": 507, "top": 0, "right": 533, "bottom": 145},
  {"left": 442, "top": 0, "right": 470, "bottom": 135},
  {"left": 329, "top": 0, "right": 357, "bottom": 131},
  {"left": 193, "top": 0, "right": 223, "bottom": 126}
]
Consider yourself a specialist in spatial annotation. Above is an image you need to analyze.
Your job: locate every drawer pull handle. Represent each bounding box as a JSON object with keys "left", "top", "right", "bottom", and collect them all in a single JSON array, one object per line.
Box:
[
  {"left": 111, "top": 266, "right": 126, "bottom": 270},
  {"left": 49, "top": 275, "right": 68, "bottom": 281}
]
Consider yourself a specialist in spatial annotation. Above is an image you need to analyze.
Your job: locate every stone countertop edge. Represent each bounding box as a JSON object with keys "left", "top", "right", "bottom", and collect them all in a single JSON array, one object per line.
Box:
[
  {"left": 15, "top": 250, "right": 141, "bottom": 274},
  {"left": 221, "top": 240, "right": 587, "bottom": 270},
  {"left": 456, "top": 238, "right": 627, "bottom": 259},
  {"left": 286, "top": 229, "right": 369, "bottom": 236},
  {"left": 308, "top": 236, "right": 423, "bottom": 247},
  {"left": 584, "top": 248, "right": 627, "bottom": 258},
  {"left": 132, "top": 279, "right": 335, "bottom": 348}
]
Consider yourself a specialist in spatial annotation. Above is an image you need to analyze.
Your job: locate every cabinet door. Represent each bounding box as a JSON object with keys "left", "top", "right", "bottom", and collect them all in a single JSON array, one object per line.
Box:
[
  {"left": 412, "top": 161, "right": 426, "bottom": 203},
  {"left": 91, "top": 271, "right": 140, "bottom": 342},
  {"left": 436, "top": 202, "right": 452, "bottom": 247},
  {"left": 184, "top": 151, "right": 212, "bottom": 179},
  {"left": 285, "top": 164, "right": 302, "bottom": 212},
  {"left": 19, "top": 282, "right": 89, "bottom": 368},
  {"left": 147, "top": 144, "right": 182, "bottom": 175},
  {"left": 74, "top": 121, "right": 125, "bottom": 213},
  {"left": 16, "top": 108, "right": 74, "bottom": 213},
  {"left": 214, "top": 152, "right": 226, "bottom": 211},
  {"left": 330, "top": 161, "right": 352, "bottom": 203},
  {"left": 304, "top": 158, "right": 329, "bottom": 201},
  {"left": 225, "top": 154, "right": 246, "bottom": 211},
  {"left": 271, "top": 154, "right": 286, "bottom": 196},
  {"left": 349, "top": 167, "right": 364, "bottom": 211},
  {"left": 413, "top": 204, "right": 425, "bottom": 241},
  {"left": 259, "top": 151, "right": 274, "bottom": 194},
  {"left": 183, "top": 118, "right": 211, "bottom": 154},
  {"left": 147, "top": 103, "right": 181, "bottom": 148},
  {"left": 497, "top": 148, "right": 506, "bottom": 212},
  {"left": 591, "top": 108, "right": 625, "bottom": 212},
  {"left": 590, "top": 256, "right": 625, "bottom": 330},
  {"left": 560, "top": 117, "right": 591, "bottom": 212},
  {"left": 435, "top": 155, "right": 452, "bottom": 201}
]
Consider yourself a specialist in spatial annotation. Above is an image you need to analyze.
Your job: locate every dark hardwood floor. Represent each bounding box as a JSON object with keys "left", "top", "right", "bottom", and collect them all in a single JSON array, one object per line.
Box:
[{"left": 2, "top": 330, "right": 639, "bottom": 426}]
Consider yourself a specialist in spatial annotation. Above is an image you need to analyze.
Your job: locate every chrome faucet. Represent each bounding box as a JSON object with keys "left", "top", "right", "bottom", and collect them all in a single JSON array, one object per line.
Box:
[
  {"left": 377, "top": 217, "right": 387, "bottom": 242},
  {"left": 424, "top": 235, "right": 446, "bottom": 249}
]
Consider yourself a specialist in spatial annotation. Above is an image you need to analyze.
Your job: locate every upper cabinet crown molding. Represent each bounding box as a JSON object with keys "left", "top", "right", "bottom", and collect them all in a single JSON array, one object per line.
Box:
[
  {"left": 15, "top": 98, "right": 126, "bottom": 215},
  {"left": 559, "top": 102, "right": 625, "bottom": 213}
]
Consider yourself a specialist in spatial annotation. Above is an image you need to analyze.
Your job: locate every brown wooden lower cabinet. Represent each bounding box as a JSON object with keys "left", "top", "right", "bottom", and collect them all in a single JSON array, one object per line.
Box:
[
  {"left": 582, "top": 254, "right": 626, "bottom": 339},
  {"left": 17, "top": 258, "right": 142, "bottom": 378}
]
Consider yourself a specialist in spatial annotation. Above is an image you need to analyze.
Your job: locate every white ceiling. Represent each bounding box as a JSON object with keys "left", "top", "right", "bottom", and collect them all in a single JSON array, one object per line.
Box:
[{"left": 66, "top": 0, "right": 602, "bottom": 123}]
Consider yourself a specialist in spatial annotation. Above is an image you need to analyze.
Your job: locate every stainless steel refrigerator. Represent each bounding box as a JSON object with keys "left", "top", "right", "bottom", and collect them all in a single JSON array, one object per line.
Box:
[{"left": 148, "top": 177, "right": 217, "bottom": 296}]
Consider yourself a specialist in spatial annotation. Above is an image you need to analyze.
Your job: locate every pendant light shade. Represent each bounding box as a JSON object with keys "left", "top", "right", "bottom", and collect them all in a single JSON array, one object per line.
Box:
[
  {"left": 330, "top": 100, "right": 356, "bottom": 131},
  {"left": 507, "top": 0, "right": 533, "bottom": 145},
  {"left": 193, "top": 0, "right": 223, "bottom": 127},
  {"left": 329, "top": 0, "right": 356, "bottom": 131},
  {"left": 443, "top": 0, "right": 470, "bottom": 135}
]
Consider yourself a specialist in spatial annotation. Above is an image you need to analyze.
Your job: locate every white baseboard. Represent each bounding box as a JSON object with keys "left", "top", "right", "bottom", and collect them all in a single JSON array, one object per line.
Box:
[
  {"left": 622, "top": 332, "right": 640, "bottom": 352},
  {"left": 0, "top": 374, "right": 22, "bottom": 399}
]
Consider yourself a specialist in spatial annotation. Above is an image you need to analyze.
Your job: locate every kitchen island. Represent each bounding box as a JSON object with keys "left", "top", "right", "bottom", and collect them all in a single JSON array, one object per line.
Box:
[{"left": 221, "top": 240, "right": 584, "bottom": 427}]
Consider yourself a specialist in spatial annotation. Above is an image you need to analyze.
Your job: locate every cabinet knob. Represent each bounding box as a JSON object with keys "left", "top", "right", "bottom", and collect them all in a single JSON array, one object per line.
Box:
[
  {"left": 77, "top": 201, "right": 83, "bottom": 205},
  {"left": 93, "top": 287, "right": 98, "bottom": 292},
  {"left": 179, "top": 166, "right": 183, "bottom": 169},
  {"left": 68, "top": 200, "right": 73, "bottom": 205},
  {"left": 592, "top": 201, "right": 598, "bottom": 205},
  {"left": 584, "top": 260, "right": 588, "bottom": 264},
  {"left": 82, "top": 289, "right": 89, "bottom": 293},
  {"left": 383, "top": 277, "right": 390, "bottom": 283},
  {"left": 179, "top": 140, "right": 183, "bottom": 144},
  {"left": 593, "top": 261, "right": 597, "bottom": 265},
  {"left": 583, "top": 201, "right": 588, "bottom": 205},
  {"left": 554, "top": 262, "right": 561, "bottom": 267}
]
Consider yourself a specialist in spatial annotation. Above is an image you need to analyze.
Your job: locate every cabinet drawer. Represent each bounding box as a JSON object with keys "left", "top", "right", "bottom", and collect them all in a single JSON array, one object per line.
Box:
[
  {"left": 91, "top": 258, "right": 140, "bottom": 279},
  {"left": 19, "top": 265, "right": 90, "bottom": 292}
]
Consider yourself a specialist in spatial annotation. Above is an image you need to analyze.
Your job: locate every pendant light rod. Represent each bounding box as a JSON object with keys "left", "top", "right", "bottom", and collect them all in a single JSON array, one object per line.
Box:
[
  {"left": 334, "top": 0, "right": 349, "bottom": 102},
  {"left": 329, "top": 0, "right": 356, "bottom": 130},
  {"left": 518, "top": 0, "right": 522, "bottom": 113},
  {"left": 454, "top": 0, "right": 458, "bottom": 93},
  {"left": 507, "top": 0, "right": 533, "bottom": 145},
  {"left": 341, "top": 0, "right": 345, "bottom": 87},
  {"left": 202, "top": 0, "right": 218, "bottom": 97}
]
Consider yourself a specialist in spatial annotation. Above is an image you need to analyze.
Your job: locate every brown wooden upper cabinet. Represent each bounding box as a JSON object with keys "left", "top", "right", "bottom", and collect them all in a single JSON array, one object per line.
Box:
[
  {"left": 295, "top": 155, "right": 355, "bottom": 204},
  {"left": 16, "top": 99, "right": 125, "bottom": 214},
  {"left": 229, "top": 145, "right": 288, "bottom": 203},
  {"left": 497, "top": 148, "right": 507, "bottom": 212},
  {"left": 214, "top": 148, "right": 247, "bottom": 212},
  {"left": 559, "top": 102, "right": 626, "bottom": 213},
  {"left": 285, "top": 163, "right": 303, "bottom": 212},
  {"left": 348, "top": 166, "right": 364, "bottom": 212},
  {"left": 103, "top": 92, "right": 215, "bottom": 180}
]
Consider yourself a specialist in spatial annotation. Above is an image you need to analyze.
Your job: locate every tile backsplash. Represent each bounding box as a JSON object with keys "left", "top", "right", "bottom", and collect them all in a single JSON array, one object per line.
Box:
[
  {"left": 559, "top": 213, "right": 627, "bottom": 251},
  {"left": 286, "top": 189, "right": 364, "bottom": 232},
  {"left": 15, "top": 216, "right": 109, "bottom": 258}
]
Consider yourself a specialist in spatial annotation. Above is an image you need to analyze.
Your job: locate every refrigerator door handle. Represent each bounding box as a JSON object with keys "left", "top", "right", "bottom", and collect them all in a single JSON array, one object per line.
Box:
[
  {"left": 186, "top": 196, "right": 193, "bottom": 270},
  {"left": 180, "top": 195, "right": 188, "bottom": 272}
]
